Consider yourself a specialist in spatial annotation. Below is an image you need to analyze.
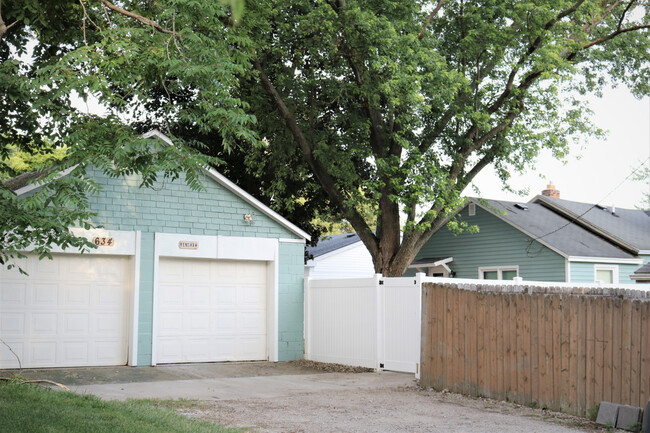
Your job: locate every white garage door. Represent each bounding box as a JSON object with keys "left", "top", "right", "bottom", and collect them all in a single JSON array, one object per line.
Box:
[
  {"left": 0, "top": 254, "right": 131, "bottom": 368},
  {"left": 156, "top": 258, "right": 267, "bottom": 364}
]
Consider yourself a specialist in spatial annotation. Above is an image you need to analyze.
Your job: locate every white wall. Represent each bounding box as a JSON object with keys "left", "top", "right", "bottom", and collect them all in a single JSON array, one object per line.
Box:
[{"left": 306, "top": 242, "right": 375, "bottom": 279}]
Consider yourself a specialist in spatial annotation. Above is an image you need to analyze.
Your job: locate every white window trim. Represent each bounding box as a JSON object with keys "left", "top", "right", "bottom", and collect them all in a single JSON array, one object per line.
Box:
[
  {"left": 594, "top": 264, "right": 619, "bottom": 284},
  {"left": 468, "top": 203, "right": 476, "bottom": 216},
  {"left": 478, "top": 265, "right": 519, "bottom": 280}
]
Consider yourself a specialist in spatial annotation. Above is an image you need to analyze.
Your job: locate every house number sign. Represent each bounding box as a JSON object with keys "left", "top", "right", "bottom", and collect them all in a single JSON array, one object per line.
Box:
[
  {"left": 178, "top": 241, "right": 199, "bottom": 250},
  {"left": 93, "top": 237, "right": 115, "bottom": 246}
]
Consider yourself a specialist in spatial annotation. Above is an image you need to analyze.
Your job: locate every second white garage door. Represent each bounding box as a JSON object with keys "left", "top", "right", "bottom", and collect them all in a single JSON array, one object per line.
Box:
[
  {"left": 156, "top": 258, "right": 268, "bottom": 364},
  {"left": 0, "top": 254, "right": 131, "bottom": 369}
]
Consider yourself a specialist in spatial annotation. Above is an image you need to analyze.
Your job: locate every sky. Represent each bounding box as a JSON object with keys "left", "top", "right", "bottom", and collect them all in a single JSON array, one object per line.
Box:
[{"left": 469, "top": 86, "right": 650, "bottom": 209}]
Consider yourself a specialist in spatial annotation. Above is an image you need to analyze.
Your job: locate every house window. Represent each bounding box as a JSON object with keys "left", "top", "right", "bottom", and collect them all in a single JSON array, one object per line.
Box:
[
  {"left": 468, "top": 203, "right": 476, "bottom": 216},
  {"left": 479, "top": 266, "right": 519, "bottom": 280},
  {"left": 595, "top": 265, "right": 618, "bottom": 284}
]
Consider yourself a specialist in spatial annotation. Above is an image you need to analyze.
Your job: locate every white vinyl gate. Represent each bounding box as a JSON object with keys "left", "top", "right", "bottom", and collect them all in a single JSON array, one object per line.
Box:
[{"left": 305, "top": 274, "right": 422, "bottom": 375}]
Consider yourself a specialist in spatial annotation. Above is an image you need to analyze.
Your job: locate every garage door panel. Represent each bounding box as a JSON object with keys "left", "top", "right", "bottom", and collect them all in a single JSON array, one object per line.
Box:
[
  {"left": 239, "top": 312, "right": 265, "bottom": 331},
  {"left": 188, "top": 285, "right": 211, "bottom": 304},
  {"left": 156, "top": 258, "right": 268, "bottom": 364},
  {"left": 2, "top": 283, "right": 26, "bottom": 304},
  {"left": 31, "top": 313, "right": 56, "bottom": 334},
  {"left": 0, "top": 254, "right": 131, "bottom": 368},
  {"left": 213, "top": 285, "right": 237, "bottom": 305},
  {"left": 33, "top": 284, "right": 58, "bottom": 304},
  {"left": 1, "top": 313, "right": 25, "bottom": 335},
  {"left": 31, "top": 341, "right": 57, "bottom": 365},
  {"left": 0, "top": 341, "right": 24, "bottom": 366}
]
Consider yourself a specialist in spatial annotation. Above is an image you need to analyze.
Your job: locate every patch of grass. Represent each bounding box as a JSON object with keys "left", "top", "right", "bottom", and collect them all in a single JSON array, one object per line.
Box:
[
  {"left": 0, "top": 382, "right": 243, "bottom": 433},
  {"left": 586, "top": 403, "right": 600, "bottom": 421},
  {"left": 525, "top": 401, "right": 538, "bottom": 408}
]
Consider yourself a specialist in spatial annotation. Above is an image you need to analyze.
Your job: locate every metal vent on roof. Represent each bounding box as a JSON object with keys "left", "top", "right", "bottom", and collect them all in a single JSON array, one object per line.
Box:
[{"left": 514, "top": 203, "right": 528, "bottom": 210}]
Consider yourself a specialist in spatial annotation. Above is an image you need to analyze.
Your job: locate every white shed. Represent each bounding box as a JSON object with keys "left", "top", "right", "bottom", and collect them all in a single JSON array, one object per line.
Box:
[{"left": 305, "top": 233, "right": 375, "bottom": 279}]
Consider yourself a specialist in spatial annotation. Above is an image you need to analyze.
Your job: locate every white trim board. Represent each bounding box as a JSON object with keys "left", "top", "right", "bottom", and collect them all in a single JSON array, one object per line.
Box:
[
  {"left": 567, "top": 256, "right": 643, "bottom": 264},
  {"left": 14, "top": 166, "right": 77, "bottom": 196}
]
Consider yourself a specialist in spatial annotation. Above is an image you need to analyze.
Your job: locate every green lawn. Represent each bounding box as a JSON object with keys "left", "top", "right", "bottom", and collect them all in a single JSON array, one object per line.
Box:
[{"left": 0, "top": 381, "right": 243, "bottom": 433}]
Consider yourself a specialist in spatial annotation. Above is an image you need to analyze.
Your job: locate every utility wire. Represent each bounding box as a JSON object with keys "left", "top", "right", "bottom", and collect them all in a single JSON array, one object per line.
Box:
[{"left": 525, "top": 156, "right": 650, "bottom": 256}]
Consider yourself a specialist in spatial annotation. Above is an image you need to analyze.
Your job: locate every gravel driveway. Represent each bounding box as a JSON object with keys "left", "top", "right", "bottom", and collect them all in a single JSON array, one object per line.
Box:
[
  {"left": 9, "top": 361, "right": 601, "bottom": 433},
  {"left": 178, "top": 383, "right": 596, "bottom": 433}
]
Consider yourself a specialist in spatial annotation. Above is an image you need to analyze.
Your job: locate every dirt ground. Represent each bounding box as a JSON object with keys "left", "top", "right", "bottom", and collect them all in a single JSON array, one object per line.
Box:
[{"left": 175, "top": 383, "right": 606, "bottom": 433}]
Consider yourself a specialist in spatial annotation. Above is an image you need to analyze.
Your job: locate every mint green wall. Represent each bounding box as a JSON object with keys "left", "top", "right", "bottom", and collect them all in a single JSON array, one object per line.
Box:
[
  {"left": 570, "top": 254, "right": 650, "bottom": 284},
  {"left": 278, "top": 242, "right": 306, "bottom": 361},
  {"left": 84, "top": 167, "right": 304, "bottom": 365},
  {"left": 410, "top": 205, "right": 566, "bottom": 281}
]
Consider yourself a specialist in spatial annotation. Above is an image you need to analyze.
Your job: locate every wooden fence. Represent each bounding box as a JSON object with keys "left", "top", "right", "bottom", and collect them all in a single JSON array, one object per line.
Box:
[{"left": 420, "top": 282, "right": 650, "bottom": 416}]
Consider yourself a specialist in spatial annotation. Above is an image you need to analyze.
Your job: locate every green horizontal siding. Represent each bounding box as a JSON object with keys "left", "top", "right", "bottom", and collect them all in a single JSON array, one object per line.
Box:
[
  {"left": 570, "top": 260, "right": 648, "bottom": 284},
  {"left": 411, "top": 205, "right": 566, "bottom": 282}
]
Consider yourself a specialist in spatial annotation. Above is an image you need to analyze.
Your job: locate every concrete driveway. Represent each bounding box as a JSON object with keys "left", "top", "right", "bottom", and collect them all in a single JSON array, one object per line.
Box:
[
  {"left": 2, "top": 362, "right": 594, "bottom": 432},
  {"left": 0, "top": 361, "right": 414, "bottom": 401}
]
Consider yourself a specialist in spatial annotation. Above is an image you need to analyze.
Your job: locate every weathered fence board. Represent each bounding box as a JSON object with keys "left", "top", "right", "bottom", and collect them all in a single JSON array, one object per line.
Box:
[{"left": 420, "top": 282, "right": 650, "bottom": 416}]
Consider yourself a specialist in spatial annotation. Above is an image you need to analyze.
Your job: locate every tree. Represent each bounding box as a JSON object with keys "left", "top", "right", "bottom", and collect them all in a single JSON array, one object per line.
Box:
[
  {"left": 241, "top": 0, "right": 650, "bottom": 276},
  {"left": 0, "top": 0, "right": 252, "bottom": 269}
]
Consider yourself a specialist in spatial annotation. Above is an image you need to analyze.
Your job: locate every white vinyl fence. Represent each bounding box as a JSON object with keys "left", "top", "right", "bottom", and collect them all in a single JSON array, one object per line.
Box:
[{"left": 304, "top": 274, "right": 423, "bottom": 375}]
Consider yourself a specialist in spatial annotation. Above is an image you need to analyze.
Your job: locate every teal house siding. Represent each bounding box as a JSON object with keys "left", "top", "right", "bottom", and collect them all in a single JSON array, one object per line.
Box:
[
  {"left": 82, "top": 166, "right": 306, "bottom": 365},
  {"left": 278, "top": 242, "right": 306, "bottom": 361},
  {"left": 412, "top": 205, "right": 566, "bottom": 281},
  {"left": 137, "top": 232, "right": 155, "bottom": 366},
  {"left": 570, "top": 260, "right": 649, "bottom": 284},
  {"left": 86, "top": 168, "right": 296, "bottom": 239}
]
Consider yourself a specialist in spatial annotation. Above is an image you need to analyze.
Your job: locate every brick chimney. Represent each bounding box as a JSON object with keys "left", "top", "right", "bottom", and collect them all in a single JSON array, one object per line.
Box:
[{"left": 542, "top": 183, "right": 560, "bottom": 198}]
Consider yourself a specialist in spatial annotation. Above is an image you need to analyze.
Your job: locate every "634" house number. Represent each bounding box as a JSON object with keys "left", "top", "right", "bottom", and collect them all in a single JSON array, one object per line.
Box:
[{"left": 93, "top": 237, "right": 115, "bottom": 246}]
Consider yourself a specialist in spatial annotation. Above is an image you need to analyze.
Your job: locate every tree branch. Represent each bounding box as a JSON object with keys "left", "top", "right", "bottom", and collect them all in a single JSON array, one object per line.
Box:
[
  {"left": 0, "top": 0, "right": 19, "bottom": 42},
  {"left": 582, "top": 23, "right": 650, "bottom": 48},
  {"left": 253, "top": 59, "right": 378, "bottom": 255},
  {"left": 418, "top": 0, "right": 445, "bottom": 40},
  {"left": 99, "top": 0, "right": 178, "bottom": 35}
]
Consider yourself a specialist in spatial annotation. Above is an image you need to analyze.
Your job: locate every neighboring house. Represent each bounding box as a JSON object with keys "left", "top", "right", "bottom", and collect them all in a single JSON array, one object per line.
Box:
[
  {"left": 305, "top": 233, "right": 375, "bottom": 279},
  {"left": 631, "top": 262, "right": 650, "bottom": 283},
  {"left": 408, "top": 186, "right": 649, "bottom": 284},
  {"left": 0, "top": 130, "right": 310, "bottom": 369}
]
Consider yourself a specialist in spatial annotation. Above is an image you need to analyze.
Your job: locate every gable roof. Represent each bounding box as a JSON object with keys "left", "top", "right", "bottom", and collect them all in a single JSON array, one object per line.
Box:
[
  {"left": 472, "top": 198, "right": 637, "bottom": 260},
  {"left": 531, "top": 195, "right": 650, "bottom": 254},
  {"left": 6, "top": 130, "right": 310, "bottom": 240},
  {"left": 307, "top": 232, "right": 362, "bottom": 258}
]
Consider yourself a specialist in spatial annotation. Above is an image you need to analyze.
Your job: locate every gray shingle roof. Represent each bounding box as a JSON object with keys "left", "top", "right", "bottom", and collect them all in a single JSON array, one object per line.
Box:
[
  {"left": 634, "top": 262, "right": 650, "bottom": 274},
  {"left": 307, "top": 232, "right": 362, "bottom": 258},
  {"left": 531, "top": 196, "right": 650, "bottom": 252},
  {"left": 476, "top": 198, "right": 636, "bottom": 259}
]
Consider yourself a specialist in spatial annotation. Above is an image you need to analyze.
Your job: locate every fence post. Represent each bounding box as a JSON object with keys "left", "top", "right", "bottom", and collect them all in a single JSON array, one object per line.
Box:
[
  {"left": 415, "top": 273, "right": 425, "bottom": 379},
  {"left": 303, "top": 266, "right": 312, "bottom": 361},
  {"left": 375, "top": 273, "right": 384, "bottom": 371}
]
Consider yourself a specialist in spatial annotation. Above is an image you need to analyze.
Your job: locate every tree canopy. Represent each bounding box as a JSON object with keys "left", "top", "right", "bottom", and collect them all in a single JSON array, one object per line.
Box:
[
  {"left": 0, "top": 0, "right": 254, "bottom": 268},
  {"left": 240, "top": 0, "right": 650, "bottom": 275},
  {"left": 1, "top": 0, "right": 649, "bottom": 276}
]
